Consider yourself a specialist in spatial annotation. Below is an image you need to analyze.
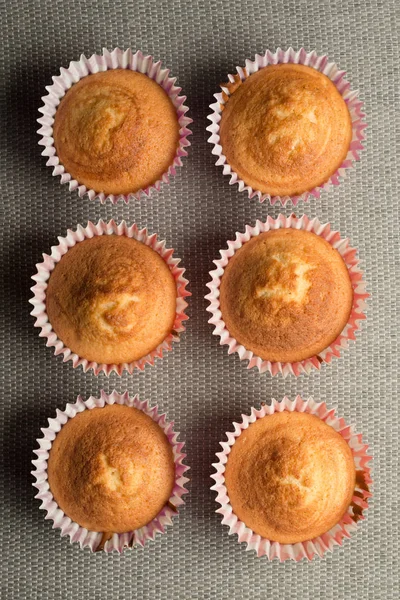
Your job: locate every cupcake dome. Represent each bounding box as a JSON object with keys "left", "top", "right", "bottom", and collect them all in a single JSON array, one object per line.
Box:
[
  {"left": 47, "top": 403, "right": 176, "bottom": 533},
  {"left": 53, "top": 69, "right": 180, "bottom": 195},
  {"left": 224, "top": 411, "right": 356, "bottom": 544},
  {"left": 219, "top": 228, "right": 353, "bottom": 363},
  {"left": 219, "top": 63, "right": 352, "bottom": 197},
  {"left": 46, "top": 234, "right": 177, "bottom": 365}
]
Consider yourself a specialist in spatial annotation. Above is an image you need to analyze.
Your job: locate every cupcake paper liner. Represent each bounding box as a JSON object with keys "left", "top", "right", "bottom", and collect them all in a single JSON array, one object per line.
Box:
[
  {"left": 37, "top": 48, "right": 192, "bottom": 204},
  {"left": 32, "top": 390, "right": 189, "bottom": 553},
  {"left": 207, "top": 47, "right": 366, "bottom": 206},
  {"left": 205, "top": 214, "right": 368, "bottom": 377},
  {"left": 30, "top": 219, "right": 190, "bottom": 375},
  {"left": 211, "top": 395, "right": 372, "bottom": 561}
]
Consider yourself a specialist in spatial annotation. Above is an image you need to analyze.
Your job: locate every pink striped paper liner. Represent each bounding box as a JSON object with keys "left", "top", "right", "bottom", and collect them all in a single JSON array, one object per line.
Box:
[
  {"left": 29, "top": 219, "right": 190, "bottom": 375},
  {"left": 32, "top": 390, "right": 189, "bottom": 553},
  {"left": 207, "top": 48, "right": 366, "bottom": 206},
  {"left": 211, "top": 395, "right": 372, "bottom": 561},
  {"left": 205, "top": 214, "right": 368, "bottom": 377},
  {"left": 37, "top": 48, "right": 192, "bottom": 204}
]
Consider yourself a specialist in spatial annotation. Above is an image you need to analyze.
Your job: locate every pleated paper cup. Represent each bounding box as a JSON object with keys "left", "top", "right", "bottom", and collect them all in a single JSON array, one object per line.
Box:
[
  {"left": 38, "top": 48, "right": 192, "bottom": 204},
  {"left": 30, "top": 219, "right": 190, "bottom": 375},
  {"left": 205, "top": 214, "right": 368, "bottom": 377},
  {"left": 207, "top": 47, "right": 366, "bottom": 206},
  {"left": 211, "top": 395, "right": 372, "bottom": 561},
  {"left": 32, "top": 390, "right": 189, "bottom": 553}
]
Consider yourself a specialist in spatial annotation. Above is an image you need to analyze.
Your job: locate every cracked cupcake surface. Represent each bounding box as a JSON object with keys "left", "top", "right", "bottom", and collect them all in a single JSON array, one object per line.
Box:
[
  {"left": 224, "top": 411, "right": 356, "bottom": 544},
  {"left": 47, "top": 404, "right": 176, "bottom": 533},
  {"left": 219, "top": 228, "right": 353, "bottom": 363},
  {"left": 46, "top": 235, "right": 177, "bottom": 364},
  {"left": 219, "top": 63, "right": 352, "bottom": 197},
  {"left": 53, "top": 70, "right": 180, "bottom": 195}
]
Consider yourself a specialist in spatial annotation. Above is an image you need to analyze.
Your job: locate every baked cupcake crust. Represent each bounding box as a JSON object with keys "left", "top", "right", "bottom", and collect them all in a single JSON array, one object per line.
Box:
[
  {"left": 53, "top": 70, "right": 180, "bottom": 195},
  {"left": 47, "top": 404, "right": 176, "bottom": 533},
  {"left": 46, "top": 235, "right": 177, "bottom": 364},
  {"left": 219, "top": 64, "right": 352, "bottom": 197},
  {"left": 224, "top": 411, "right": 356, "bottom": 544},
  {"left": 219, "top": 228, "right": 353, "bottom": 363}
]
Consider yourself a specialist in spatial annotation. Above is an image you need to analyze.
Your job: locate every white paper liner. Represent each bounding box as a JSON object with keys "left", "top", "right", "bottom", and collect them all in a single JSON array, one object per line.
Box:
[
  {"left": 207, "top": 47, "right": 366, "bottom": 206},
  {"left": 32, "top": 390, "right": 189, "bottom": 553},
  {"left": 211, "top": 395, "right": 372, "bottom": 561},
  {"left": 205, "top": 213, "right": 368, "bottom": 377},
  {"left": 37, "top": 48, "right": 192, "bottom": 204},
  {"left": 29, "top": 219, "right": 190, "bottom": 375}
]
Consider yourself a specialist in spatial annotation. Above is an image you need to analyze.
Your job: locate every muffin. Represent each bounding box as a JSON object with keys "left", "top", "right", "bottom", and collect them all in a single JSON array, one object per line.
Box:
[
  {"left": 53, "top": 69, "right": 180, "bottom": 195},
  {"left": 46, "top": 234, "right": 177, "bottom": 365},
  {"left": 219, "top": 228, "right": 353, "bottom": 363},
  {"left": 219, "top": 63, "right": 352, "bottom": 197},
  {"left": 224, "top": 411, "right": 356, "bottom": 544},
  {"left": 47, "top": 403, "right": 176, "bottom": 533}
]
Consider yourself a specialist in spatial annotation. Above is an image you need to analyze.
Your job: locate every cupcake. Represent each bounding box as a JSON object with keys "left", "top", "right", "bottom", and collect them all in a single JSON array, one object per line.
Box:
[
  {"left": 211, "top": 396, "right": 372, "bottom": 560},
  {"left": 53, "top": 70, "right": 180, "bottom": 196},
  {"left": 46, "top": 235, "right": 177, "bottom": 365},
  {"left": 207, "top": 48, "right": 366, "bottom": 205},
  {"left": 32, "top": 391, "right": 189, "bottom": 552},
  {"left": 220, "top": 64, "right": 351, "bottom": 197},
  {"left": 206, "top": 214, "right": 367, "bottom": 376},
  {"left": 30, "top": 220, "right": 190, "bottom": 375},
  {"left": 37, "top": 49, "right": 192, "bottom": 203},
  {"left": 219, "top": 228, "right": 353, "bottom": 363},
  {"left": 225, "top": 411, "right": 355, "bottom": 544},
  {"left": 48, "top": 404, "right": 175, "bottom": 534}
]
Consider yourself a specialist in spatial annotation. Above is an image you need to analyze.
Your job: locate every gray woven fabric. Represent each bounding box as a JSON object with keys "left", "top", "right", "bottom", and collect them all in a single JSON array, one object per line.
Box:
[{"left": 0, "top": 0, "right": 399, "bottom": 598}]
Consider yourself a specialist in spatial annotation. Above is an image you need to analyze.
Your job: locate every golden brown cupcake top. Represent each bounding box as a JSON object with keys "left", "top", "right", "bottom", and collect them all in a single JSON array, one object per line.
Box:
[
  {"left": 47, "top": 404, "right": 176, "bottom": 533},
  {"left": 219, "top": 229, "right": 353, "bottom": 363},
  {"left": 46, "top": 235, "right": 177, "bottom": 365},
  {"left": 219, "top": 64, "right": 352, "bottom": 196},
  {"left": 224, "top": 411, "right": 356, "bottom": 544},
  {"left": 53, "top": 70, "right": 180, "bottom": 195}
]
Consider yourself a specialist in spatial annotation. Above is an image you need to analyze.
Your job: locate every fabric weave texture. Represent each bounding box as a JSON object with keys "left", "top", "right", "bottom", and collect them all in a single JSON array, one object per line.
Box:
[{"left": 0, "top": 0, "right": 399, "bottom": 598}]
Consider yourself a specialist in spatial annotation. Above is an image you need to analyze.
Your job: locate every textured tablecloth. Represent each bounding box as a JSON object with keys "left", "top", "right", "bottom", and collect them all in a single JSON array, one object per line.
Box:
[{"left": 0, "top": 0, "right": 399, "bottom": 598}]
